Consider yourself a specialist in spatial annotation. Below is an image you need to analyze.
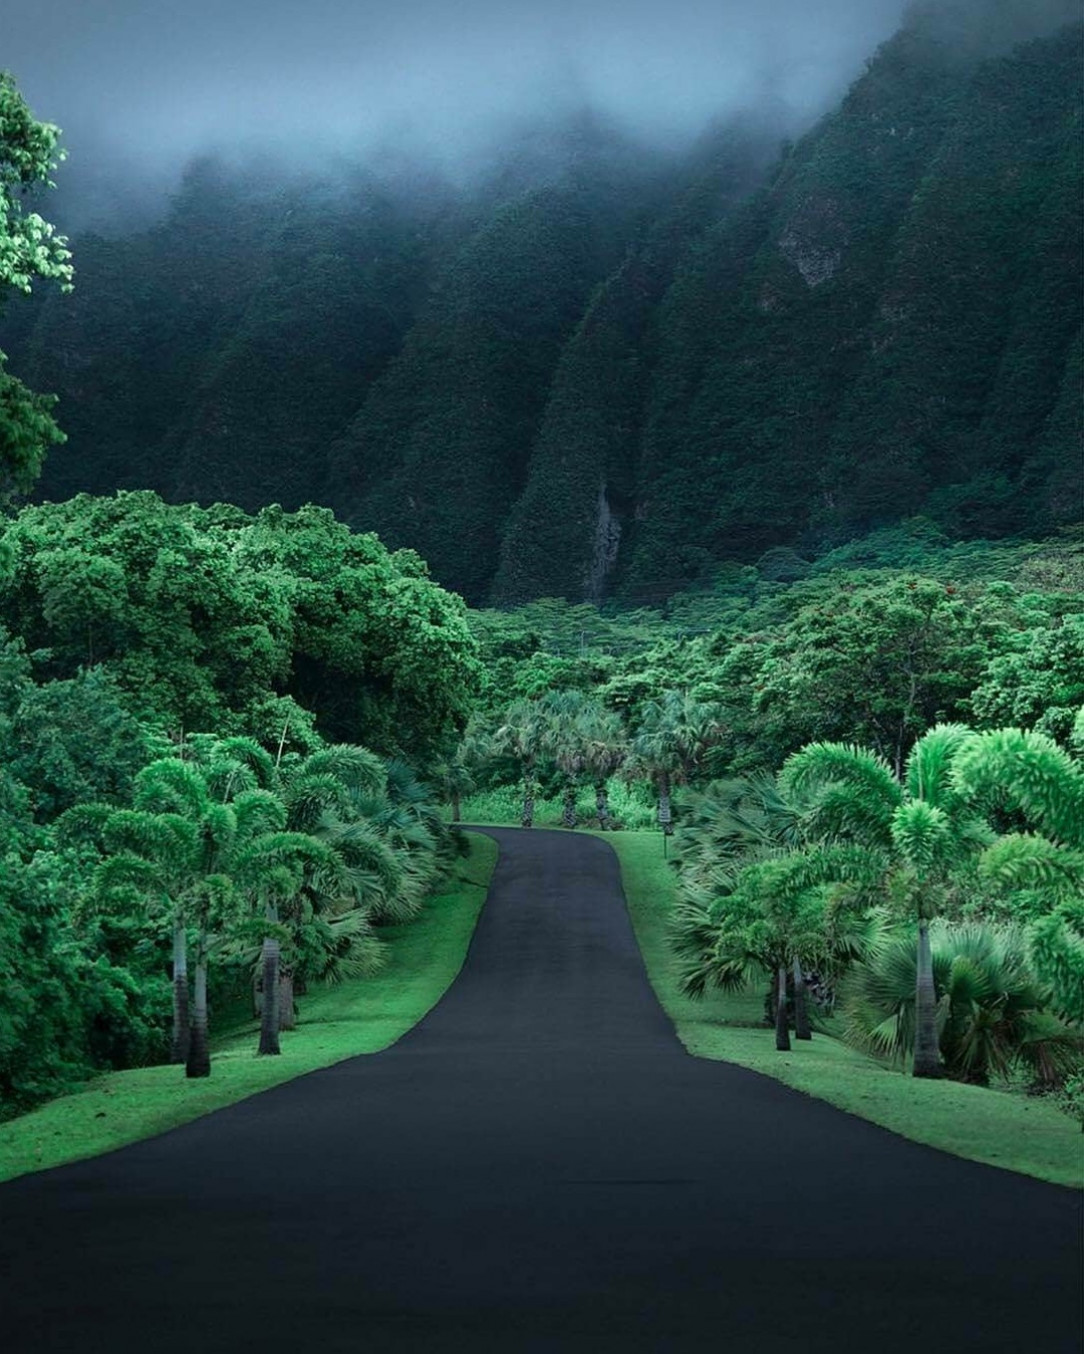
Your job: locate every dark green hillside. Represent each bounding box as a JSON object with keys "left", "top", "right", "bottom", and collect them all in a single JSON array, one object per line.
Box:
[
  {"left": 0, "top": 0, "right": 1078, "bottom": 606},
  {"left": 163, "top": 185, "right": 438, "bottom": 511},
  {"left": 614, "top": 15, "right": 1082, "bottom": 598},
  {"left": 18, "top": 161, "right": 456, "bottom": 508},
  {"left": 18, "top": 160, "right": 277, "bottom": 501},
  {"left": 324, "top": 124, "right": 663, "bottom": 601},
  {"left": 488, "top": 122, "right": 781, "bottom": 605},
  {"left": 818, "top": 24, "right": 1083, "bottom": 538}
]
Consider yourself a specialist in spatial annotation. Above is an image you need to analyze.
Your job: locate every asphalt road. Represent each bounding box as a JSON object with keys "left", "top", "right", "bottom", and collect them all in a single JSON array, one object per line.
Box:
[{"left": 1, "top": 828, "right": 1080, "bottom": 1352}]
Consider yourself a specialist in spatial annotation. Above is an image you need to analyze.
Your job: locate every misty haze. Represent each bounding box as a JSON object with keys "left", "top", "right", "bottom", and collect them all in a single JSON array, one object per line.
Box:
[
  {"left": 11, "top": 0, "right": 916, "bottom": 226},
  {"left": 0, "top": 1, "right": 1081, "bottom": 1351}
]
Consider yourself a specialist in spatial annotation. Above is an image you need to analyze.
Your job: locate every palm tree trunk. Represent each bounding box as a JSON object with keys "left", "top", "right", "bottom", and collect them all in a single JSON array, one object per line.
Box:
[
  {"left": 521, "top": 772, "right": 535, "bottom": 828},
  {"left": 185, "top": 927, "right": 211, "bottom": 1078},
  {"left": 562, "top": 782, "right": 577, "bottom": 829},
  {"left": 595, "top": 781, "right": 610, "bottom": 830},
  {"left": 913, "top": 918, "right": 941, "bottom": 1078},
  {"left": 451, "top": 790, "right": 461, "bottom": 822},
  {"left": 793, "top": 955, "right": 812, "bottom": 1040},
  {"left": 170, "top": 917, "right": 190, "bottom": 1064},
  {"left": 658, "top": 771, "right": 673, "bottom": 836},
  {"left": 775, "top": 963, "right": 791, "bottom": 1051},
  {"left": 258, "top": 903, "right": 281, "bottom": 1056},
  {"left": 278, "top": 968, "right": 296, "bottom": 1031}
]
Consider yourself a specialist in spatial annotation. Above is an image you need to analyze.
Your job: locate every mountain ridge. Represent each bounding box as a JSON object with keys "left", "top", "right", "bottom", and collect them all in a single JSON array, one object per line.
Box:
[{"left": 2, "top": 1, "right": 1079, "bottom": 605}]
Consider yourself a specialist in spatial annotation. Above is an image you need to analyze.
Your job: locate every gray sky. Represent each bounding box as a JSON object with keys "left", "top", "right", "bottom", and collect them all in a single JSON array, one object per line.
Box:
[{"left": 5, "top": 0, "right": 913, "bottom": 221}]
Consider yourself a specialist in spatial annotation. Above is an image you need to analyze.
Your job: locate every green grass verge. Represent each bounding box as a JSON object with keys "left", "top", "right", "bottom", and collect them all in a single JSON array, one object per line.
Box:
[
  {"left": 597, "top": 828, "right": 1084, "bottom": 1190},
  {"left": 0, "top": 834, "right": 498, "bottom": 1185}
]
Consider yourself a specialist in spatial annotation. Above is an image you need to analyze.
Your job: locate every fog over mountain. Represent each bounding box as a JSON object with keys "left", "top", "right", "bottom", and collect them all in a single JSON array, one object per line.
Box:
[{"left": 7, "top": 0, "right": 915, "bottom": 229}]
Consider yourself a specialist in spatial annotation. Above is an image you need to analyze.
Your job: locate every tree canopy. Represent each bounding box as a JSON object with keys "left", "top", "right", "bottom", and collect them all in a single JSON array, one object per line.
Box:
[{"left": 0, "top": 71, "right": 72, "bottom": 501}]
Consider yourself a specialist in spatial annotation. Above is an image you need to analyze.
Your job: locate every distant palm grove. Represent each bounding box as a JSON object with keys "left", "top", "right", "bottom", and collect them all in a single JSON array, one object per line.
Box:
[{"left": 0, "top": 0, "right": 1081, "bottom": 1140}]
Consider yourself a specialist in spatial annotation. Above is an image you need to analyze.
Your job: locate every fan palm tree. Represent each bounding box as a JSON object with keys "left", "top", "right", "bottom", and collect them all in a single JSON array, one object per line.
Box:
[
  {"left": 673, "top": 773, "right": 816, "bottom": 1034},
  {"left": 433, "top": 718, "right": 489, "bottom": 822},
  {"left": 539, "top": 691, "right": 598, "bottom": 829},
  {"left": 629, "top": 690, "right": 726, "bottom": 835},
  {"left": 490, "top": 699, "right": 547, "bottom": 828},
  {"left": 841, "top": 921, "right": 1082, "bottom": 1085},
  {"left": 274, "top": 746, "right": 430, "bottom": 1003},
  {"left": 431, "top": 757, "right": 476, "bottom": 823},
  {"left": 581, "top": 706, "right": 628, "bottom": 829},
  {"left": 674, "top": 838, "right": 882, "bottom": 1048}
]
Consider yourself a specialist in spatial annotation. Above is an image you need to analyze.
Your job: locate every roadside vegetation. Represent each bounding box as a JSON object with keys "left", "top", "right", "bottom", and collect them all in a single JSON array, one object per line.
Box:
[
  {"left": 607, "top": 831, "right": 1082, "bottom": 1189},
  {"left": 452, "top": 567, "right": 1084, "bottom": 1178},
  {"left": 0, "top": 833, "right": 496, "bottom": 1182}
]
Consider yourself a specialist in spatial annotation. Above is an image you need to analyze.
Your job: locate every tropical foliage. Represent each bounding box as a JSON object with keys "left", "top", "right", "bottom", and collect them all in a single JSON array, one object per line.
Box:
[{"left": 672, "top": 722, "right": 1084, "bottom": 1085}]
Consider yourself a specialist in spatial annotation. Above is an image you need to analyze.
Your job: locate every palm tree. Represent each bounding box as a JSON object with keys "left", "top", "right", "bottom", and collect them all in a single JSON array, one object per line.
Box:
[
  {"left": 674, "top": 841, "right": 881, "bottom": 1049},
  {"left": 780, "top": 723, "right": 1084, "bottom": 1077},
  {"left": 673, "top": 774, "right": 815, "bottom": 1035},
  {"left": 490, "top": 699, "right": 547, "bottom": 828},
  {"left": 432, "top": 718, "right": 488, "bottom": 822},
  {"left": 581, "top": 706, "right": 628, "bottom": 829},
  {"left": 841, "top": 921, "right": 1082, "bottom": 1085},
  {"left": 781, "top": 725, "right": 992, "bottom": 1078},
  {"left": 275, "top": 745, "right": 428, "bottom": 1009},
  {"left": 233, "top": 819, "right": 338, "bottom": 1056},
  {"left": 96, "top": 758, "right": 326, "bottom": 1075},
  {"left": 540, "top": 691, "right": 597, "bottom": 830},
  {"left": 431, "top": 757, "right": 476, "bottom": 823},
  {"left": 629, "top": 690, "right": 726, "bottom": 835}
]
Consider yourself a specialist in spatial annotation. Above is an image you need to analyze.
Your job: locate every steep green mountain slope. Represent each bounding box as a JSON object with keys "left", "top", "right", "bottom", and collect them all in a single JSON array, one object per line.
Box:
[
  {"left": 487, "top": 121, "right": 782, "bottom": 605},
  {"left": 324, "top": 122, "right": 664, "bottom": 601},
  {"left": 602, "top": 15, "right": 1082, "bottom": 602},
  {"left": 1, "top": 0, "right": 1078, "bottom": 606}
]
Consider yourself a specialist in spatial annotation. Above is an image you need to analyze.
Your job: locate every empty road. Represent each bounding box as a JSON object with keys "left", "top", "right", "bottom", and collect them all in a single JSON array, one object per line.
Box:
[{"left": 1, "top": 828, "right": 1080, "bottom": 1352}]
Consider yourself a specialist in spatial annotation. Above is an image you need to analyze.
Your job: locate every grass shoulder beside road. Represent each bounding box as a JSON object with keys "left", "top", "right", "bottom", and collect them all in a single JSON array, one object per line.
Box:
[
  {"left": 0, "top": 833, "right": 498, "bottom": 1184},
  {"left": 598, "top": 828, "right": 1083, "bottom": 1190}
]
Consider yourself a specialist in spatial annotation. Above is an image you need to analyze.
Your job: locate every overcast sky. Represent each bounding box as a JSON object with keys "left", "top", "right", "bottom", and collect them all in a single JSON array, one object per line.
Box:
[{"left": 5, "top": 0, "right": 914, "bottom": 223}]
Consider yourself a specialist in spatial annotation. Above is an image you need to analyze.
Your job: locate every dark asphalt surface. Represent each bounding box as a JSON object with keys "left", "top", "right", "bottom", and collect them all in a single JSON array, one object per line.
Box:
[{"left": 1, "top": 828, "right": 1080, "bottom": 1352}]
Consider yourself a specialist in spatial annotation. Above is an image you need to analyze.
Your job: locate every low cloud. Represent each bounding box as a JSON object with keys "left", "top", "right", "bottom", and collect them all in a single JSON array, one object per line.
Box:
[{"left": 3, "top": 0, "right": 928, "bottom": 227}]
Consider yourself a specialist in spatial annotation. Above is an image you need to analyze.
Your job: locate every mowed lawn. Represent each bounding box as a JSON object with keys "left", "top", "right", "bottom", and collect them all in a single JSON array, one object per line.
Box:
[
  {"left": 0, "top": 833, "right": 498, "bottom": 1184},
  {"left": 600, "top": 829, "right": 1083, "bottom": 1190}
]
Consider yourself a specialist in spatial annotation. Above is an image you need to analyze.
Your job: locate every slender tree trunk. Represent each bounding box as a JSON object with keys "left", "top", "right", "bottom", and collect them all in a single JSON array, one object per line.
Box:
[
  {"left": 793, "top": 955, "right": 812, "bottom": 1040},
  {"left": 775, "top": 963, "right": 791, "bottom": 1051},
  {"left": 562, "top": 781, "right": 577, "bottom": 829},
  {"left": 186, "top": 928, "right": 211, "bottom": 1078},
  {"left": 658, "top": 771, "right": 673, "bottom": 836},
  {"left": 521, "top": 772, "right": 535, "bottom": 828},
  {"left": 451, "top": 790, "right": 461, "bottom": 823},
  {"left": 278, "top": 968, "right": 296, "bottom": 1031},
  {"left": 913, "top": 918, "right": 941, "bottom": 1078},
  {"left": 595, "top": 781, "right": 610, "bottom": 830},
  {"left": 258, "top": 903, "right": 281, "bottom": 1056},
  {"left": 170, "top": 917, "right": 190, "bottom": 1065}
]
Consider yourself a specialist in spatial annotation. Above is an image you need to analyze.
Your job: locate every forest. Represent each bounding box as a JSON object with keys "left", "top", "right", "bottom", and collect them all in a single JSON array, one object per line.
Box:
[
  {"left": 2, "top": 1, "right": 1080, "bottom": 608},
  {"left": 0, "top": 0, "right": 1082, "bottom": 1167}
]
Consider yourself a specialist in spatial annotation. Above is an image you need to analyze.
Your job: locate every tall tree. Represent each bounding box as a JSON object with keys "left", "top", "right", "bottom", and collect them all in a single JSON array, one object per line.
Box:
[
  {"left": 490, "top": 699, "right": 548, "bottom": 828},
  {"left": 630, "top": 690, "right": 725, "bottom": 835},
  {"left": 0, "top": 72, "right": 73, "bottom": 501},
  {"left": 779, "top": 722, "right": 1084, "bottom": 1077}
]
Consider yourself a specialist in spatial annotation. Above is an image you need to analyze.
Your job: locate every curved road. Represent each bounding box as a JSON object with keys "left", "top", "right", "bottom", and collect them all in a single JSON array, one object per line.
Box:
[{"left": 1, "top": 829, "right": 1080, "bottom": 1352}]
